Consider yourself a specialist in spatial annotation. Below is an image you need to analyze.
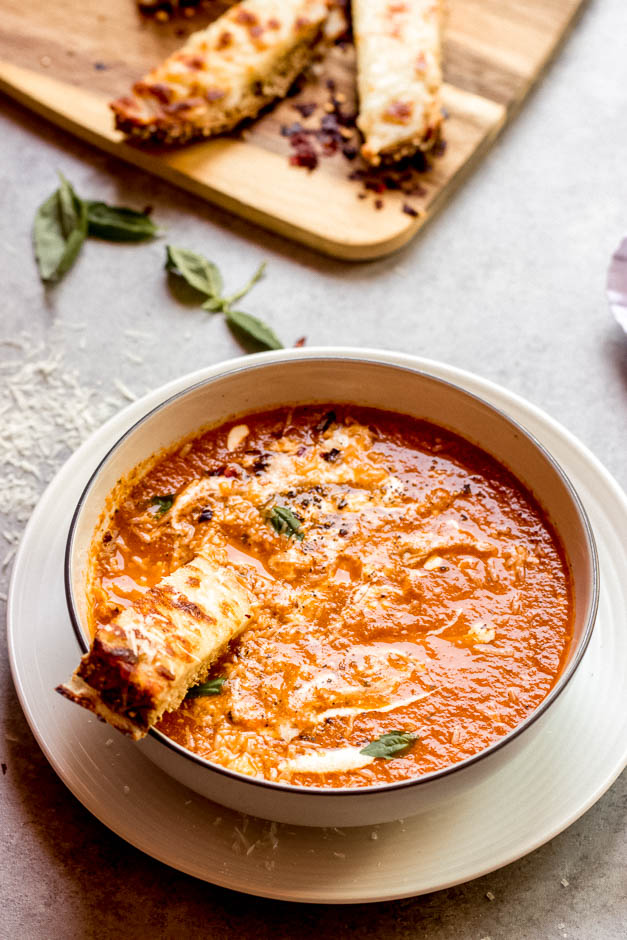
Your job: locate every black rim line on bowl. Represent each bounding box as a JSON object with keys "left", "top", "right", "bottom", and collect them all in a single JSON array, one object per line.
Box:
[{"left": 64, "top": 354, "right": 600, "bottom": 798}]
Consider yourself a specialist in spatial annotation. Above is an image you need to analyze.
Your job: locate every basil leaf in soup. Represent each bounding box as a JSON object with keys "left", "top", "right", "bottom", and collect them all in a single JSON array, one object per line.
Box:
[
  {"left": 151, "top": 494, "right": 175, "bottom": 516},
  {"left": 187, "top": 677, "right": 226, "bottom": 698},
  {"left": 360, "top": 731, "right": 418, "bottom": 760},
  {"left": 267, "top": 505, "right": 304, "bottom": 540}
]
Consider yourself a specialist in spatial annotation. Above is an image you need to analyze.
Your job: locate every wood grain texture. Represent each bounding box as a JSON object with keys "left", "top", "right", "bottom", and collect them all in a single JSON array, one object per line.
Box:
[{"left": 0, "top": 0, "right": 586, "bottom": 259}]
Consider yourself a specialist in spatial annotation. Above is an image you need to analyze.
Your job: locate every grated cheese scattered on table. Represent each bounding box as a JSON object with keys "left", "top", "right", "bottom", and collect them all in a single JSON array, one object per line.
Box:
[{"left": 0, "top": 329, "right": 130, "bottom": 597}]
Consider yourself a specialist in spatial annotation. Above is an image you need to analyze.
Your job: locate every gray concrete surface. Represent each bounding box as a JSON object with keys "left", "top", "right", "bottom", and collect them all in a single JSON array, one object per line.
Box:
[{"left": 1, "top": 0, "right": 626, "bottom": 935}]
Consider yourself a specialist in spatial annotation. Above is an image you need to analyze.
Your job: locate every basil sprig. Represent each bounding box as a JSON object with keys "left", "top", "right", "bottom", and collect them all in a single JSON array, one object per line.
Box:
[
  {"left": 33, "top": 173, "right": 159, "bottom": 282},
  {"left": 360, "top": 731, "right": 418, "bottom": 760},
  {"left": 187, "top": 677, "right": 226, "bottom": 698},
  {"left": 151, "top": 494, "right": 175, "bottom": 516},
  {"left": 86, "top": 201, "right": 158, "bottom": 241},
  {"left": 33, "top": 174, "right": 88, "bottom": 282},
  {"left": 267, "top": 505, "right": 304, "bottom": 541},
  {"left": 165, "top": 245, "right": 282, "bottom": 351}
]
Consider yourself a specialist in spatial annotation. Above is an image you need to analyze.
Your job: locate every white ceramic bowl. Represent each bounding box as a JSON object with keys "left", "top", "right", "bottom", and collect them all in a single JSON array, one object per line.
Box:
[{"left": 65, "top": 351, "right": 598, "bottom": 827}]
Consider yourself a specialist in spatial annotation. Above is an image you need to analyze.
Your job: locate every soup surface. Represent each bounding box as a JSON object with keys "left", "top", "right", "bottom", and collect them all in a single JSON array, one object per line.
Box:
[{"left": 90, "top": 405, "right": 573, "bottom": 787}]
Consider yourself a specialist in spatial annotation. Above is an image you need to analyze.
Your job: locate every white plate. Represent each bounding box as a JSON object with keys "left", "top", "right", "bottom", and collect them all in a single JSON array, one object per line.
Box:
[{"left": 8, "top": 349, "right": 627, "bottom": 904}]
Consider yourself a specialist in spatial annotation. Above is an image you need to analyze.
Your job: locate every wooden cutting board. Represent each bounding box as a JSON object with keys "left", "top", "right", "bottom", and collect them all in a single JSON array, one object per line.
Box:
[{"left": 0, "top": 0, "right": 586, "bottom": 260}]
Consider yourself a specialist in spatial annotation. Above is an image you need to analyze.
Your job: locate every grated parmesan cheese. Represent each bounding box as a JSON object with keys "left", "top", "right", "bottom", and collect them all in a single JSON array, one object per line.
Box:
[{"left": 0, "top": 330, "right": 131, "bottom": 599}]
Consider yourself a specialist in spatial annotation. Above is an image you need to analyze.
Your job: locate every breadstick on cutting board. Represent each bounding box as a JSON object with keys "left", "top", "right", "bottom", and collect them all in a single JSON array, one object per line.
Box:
[
  {"left": 352, "top": 0, "right": 444, "bottom": 165},
  {"left": 112, "top": 0, "right": 334, "bottom": 144}
]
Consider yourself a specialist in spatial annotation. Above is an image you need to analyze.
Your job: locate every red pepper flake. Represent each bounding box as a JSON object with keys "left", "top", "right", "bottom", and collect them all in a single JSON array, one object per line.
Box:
[
  {"left": 294, "top": 335, "right": 307, "bottom": 347},
  {"left": 374, "top": 198, "right": 384, "bottom": 210},
  {"left": 288, "top": 132, "right": 318, "bottom": 171},
  {"left": 402, "top": 203, "right": 419, "bottom": 217}
]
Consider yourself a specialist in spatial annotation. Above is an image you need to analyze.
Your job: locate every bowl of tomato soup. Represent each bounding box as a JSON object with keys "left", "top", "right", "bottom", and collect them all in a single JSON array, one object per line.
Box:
[{"left": 64, "top": 350, "right": 598, "bottom": 826}]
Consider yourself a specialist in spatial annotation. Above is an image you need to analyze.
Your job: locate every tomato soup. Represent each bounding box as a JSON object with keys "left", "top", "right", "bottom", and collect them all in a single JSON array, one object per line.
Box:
[{"left": 89, "top": 405, "right": 573, "bottom": 787}]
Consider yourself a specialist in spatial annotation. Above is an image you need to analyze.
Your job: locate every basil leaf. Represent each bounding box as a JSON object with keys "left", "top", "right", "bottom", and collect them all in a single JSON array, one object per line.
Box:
[
  {"left": 267, "top": 505, "right": 304, "bottom": 540},
  {"left": 187, "top": 677, "right": 226, "bottom": 698},
  {"left": 226, "top": 309, "right": 283, "bottom": 351},
  {"left": 360, "top": 731, "right": 417, "bottom": 760},
  {"left": 224, "top": 261, "right": 266, "bottom": 306},
  {"left": 165, "top": 245, "right": 223, "bottom": 298},
  {"left": 33, "top": 175, "right": 87, "bottom": 282},
  {"left": 86, "top": 201, "right": 159, "bottom": 241},
  {"left": 151, "top": 494, "right": 175, "bottom": 516}
]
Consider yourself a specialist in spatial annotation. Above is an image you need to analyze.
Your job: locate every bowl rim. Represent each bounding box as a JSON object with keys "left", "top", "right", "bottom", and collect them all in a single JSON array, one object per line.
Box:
[{"left": 64, "top": 351, "right": 600, "bottom": 798}]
